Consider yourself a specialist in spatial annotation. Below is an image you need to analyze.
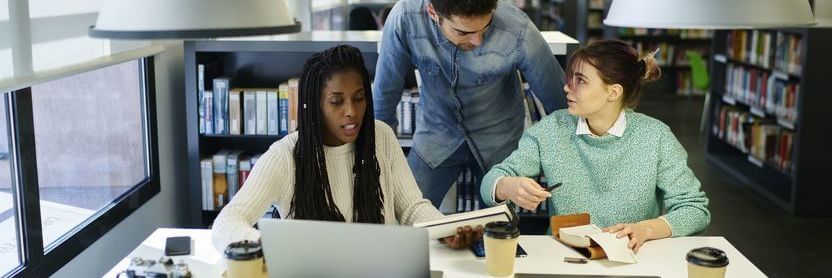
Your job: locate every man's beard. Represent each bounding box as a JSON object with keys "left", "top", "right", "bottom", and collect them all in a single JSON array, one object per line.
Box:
[{"left": 456, "top": 43, "right": 475, "bottom": 51}]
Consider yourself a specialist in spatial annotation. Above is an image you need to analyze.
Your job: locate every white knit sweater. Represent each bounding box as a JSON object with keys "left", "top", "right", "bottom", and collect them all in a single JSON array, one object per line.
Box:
[{"left": 211, "top": 120, "right": 444, "bottom": 251}]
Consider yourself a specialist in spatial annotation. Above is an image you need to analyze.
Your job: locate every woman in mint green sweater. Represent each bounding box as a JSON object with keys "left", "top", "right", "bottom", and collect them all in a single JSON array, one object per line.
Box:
[{"left": 481, "top": 40, "right": 710, "bottom": 253}]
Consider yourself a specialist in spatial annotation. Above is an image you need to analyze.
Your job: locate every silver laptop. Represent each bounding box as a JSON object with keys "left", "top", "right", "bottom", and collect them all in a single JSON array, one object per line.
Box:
[{"left": 258, "top": 218, "right": 436, "bottom": 278}]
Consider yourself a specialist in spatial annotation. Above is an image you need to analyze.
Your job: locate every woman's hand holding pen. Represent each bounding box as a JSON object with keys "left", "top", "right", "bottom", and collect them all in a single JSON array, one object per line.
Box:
[{"left": 495, "top": 177, "right": 551, "bottom": 211}]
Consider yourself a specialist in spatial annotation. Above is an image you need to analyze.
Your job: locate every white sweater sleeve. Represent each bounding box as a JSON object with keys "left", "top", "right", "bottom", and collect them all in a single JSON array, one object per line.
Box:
[
  {"left": 377, "top": 122, "right": 444, "bottom": 225},
  {"left": 211, "top": 141, "right": 290, "bottom": 252}
]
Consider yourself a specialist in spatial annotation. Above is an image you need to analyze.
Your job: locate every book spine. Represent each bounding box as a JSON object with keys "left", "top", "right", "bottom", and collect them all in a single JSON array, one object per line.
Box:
[
  {"left": 213, "top": 151, "right": 228, "bottom": 208},
  {"left": 198, "top": 64, "right": 205, "bottom": 134},
  {"left": 267, "top": 90, "right": 279, "bottom": 135},
  {"left": 213, "top": 78, "right": 230, "bottom": 134},
  {"left": 200, "top": 158, "right": 214, "bottom": 210},
  {"left": 288, "top": 78, "right": 299, "bottom": 132},
  {"left": 229, "top": 89, "right": 242, "bottom": 135},
  {"left": 204, "top": 90, "right": 214, "bottom": 134},
  {"left": 227, "top": 152, "right": 239, "bottom": 200},
  {"left": 279, "top": 85, "right": 289, "bottom": 136},
  {"left": 256, "top": 90, "right": 268, "bottom": 135},
  {"left": 243, "top": 90, "right": 257, "bottom": 135}
]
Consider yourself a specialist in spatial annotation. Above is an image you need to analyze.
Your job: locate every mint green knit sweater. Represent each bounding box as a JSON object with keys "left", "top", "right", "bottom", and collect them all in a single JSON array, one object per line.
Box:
[{"left": 481, "top": 109, "right": 710, "bottom": 236}]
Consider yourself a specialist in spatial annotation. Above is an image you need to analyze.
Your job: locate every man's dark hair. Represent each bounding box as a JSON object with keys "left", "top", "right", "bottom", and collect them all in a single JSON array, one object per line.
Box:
[
  {"left": 289, "top": 45, "right": 384, "bottom": 223},
  {"left": 430, "top": 0, "right": 497, "bottom": 18}
]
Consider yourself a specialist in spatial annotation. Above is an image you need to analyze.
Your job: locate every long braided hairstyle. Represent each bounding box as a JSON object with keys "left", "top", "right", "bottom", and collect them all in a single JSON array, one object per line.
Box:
[{"left": 289, "top": 45, "right": 384, "bottom": 223}]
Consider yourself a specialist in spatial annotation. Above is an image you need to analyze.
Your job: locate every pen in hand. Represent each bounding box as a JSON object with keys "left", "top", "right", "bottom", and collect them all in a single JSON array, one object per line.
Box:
[{"left": 544, "top": 182, "right": 563, "bottom": 192}]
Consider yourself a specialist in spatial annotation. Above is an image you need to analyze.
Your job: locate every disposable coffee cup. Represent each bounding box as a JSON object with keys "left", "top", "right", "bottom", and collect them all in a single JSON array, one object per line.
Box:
[
  {"left": 224, "top": 240, "right": 265, "bottom": 278},
  {"left": 484, "top": 221, "right": 520, "bottom": 277},
  {"left": 686, "top": 247, "right": 729, "bottom": 278}
]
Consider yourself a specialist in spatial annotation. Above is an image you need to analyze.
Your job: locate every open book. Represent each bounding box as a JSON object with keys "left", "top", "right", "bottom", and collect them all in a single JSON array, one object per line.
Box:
[
  {"left": 559, "top": 224, "right": 638, "bottom": 264},
  {"left": 414, "top": 204, "right": 513, "bottom": 239}
]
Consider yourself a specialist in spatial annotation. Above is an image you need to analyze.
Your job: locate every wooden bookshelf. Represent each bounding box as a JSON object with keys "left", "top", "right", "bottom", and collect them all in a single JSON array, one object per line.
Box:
[{"left": 706, "top": 28, "right": 832, "bottom": 216}]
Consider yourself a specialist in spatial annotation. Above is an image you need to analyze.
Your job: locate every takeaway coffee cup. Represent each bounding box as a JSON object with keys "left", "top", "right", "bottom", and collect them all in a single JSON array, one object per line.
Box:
[
  {"left": 224, "top": 240, "right": 265, "bottom": 278},
  {"left": 686, "top": 247, "right": 729, "bottom": 278},
  {"left": 484, "top": 221, "right": 520, "bottom": 276}
]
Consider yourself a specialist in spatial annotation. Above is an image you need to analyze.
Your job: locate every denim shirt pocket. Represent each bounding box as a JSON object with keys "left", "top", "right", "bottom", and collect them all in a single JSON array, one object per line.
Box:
[{"left": 417, "top": 58, "right": 441, "bottom": 76}]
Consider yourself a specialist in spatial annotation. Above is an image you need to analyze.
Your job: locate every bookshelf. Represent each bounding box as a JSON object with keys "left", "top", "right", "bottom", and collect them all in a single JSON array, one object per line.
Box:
[
  {"left": 185, "top": 31, "right": 577, "bottom": 228},
  {"left": 615, "top": 28, "right": 714, "bottom": 97},
  {"left": 184, "top": 33, "right": 382, "bottom": 227},
  {"left": 706, "top": 28, "right": 832, "bottom": 216}
]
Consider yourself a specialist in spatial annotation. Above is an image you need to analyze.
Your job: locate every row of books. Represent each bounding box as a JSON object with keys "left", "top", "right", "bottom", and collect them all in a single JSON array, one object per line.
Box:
[
  {"left": 451, "top": 167, "right": 548, "bottom": 216},
  {"left": 724, "top": 63, "right": 800, "bottom": 123},
  {"left": 713, "top": 104, "right": 794, "bottom": 173},
  {"left": 675, "top": 71, "right": 706, "bottom": 96},
  {"left": 200, "top": 150, "right": 263, "bottom": 210},
  {"left": 725, "top": 30, "right": 803, "bottom": 76},
  {"left": 618, "top": 28, "right": 714, "bottom": 39},
  {"left": 396, "top": 89, "right": 419, "bottom": 136},
  {"left": 197, "top": 64, "right": 299, "bottom": 136},
  {"left": 726, "top": 30, "right": 774, "bottom": 69},
  {"left": 630, "top": 42, "right": 708, "bottom": 67}
]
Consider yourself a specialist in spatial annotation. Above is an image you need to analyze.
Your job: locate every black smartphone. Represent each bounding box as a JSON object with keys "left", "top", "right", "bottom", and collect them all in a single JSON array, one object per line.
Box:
[
  {"left": 164, "top": 236, "right": 192, "bottom": 256},
  {"left": 471, "top": 239, "right": 527, "bottom": 259}
]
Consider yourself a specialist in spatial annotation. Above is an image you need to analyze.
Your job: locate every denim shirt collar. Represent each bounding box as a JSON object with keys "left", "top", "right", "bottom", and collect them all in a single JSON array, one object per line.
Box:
[{"left": 428, "top": 13, "right": 452, "bottom": 46}]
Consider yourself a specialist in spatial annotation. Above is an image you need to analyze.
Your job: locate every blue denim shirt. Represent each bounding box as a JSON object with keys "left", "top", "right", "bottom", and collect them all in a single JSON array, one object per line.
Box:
[{"left": 373, "top": 0, "right": 566, "bottom": 170}]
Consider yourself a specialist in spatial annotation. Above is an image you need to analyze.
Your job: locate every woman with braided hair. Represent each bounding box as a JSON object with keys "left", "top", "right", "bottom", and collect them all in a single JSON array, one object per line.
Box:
[{"left": 212, "top": 45, "right": 481, "bottom": 251}]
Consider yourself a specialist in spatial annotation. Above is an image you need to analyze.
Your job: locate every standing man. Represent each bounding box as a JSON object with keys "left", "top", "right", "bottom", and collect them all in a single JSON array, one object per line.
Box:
[{"left": 374, "top": 0, "right": 566, "bottom": 207}]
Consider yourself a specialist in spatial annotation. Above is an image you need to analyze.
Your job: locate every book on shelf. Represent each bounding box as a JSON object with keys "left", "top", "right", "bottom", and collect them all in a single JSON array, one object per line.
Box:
[
  {"left": 288, "top": 78, "right": 299, "bottom": 133},
  {"left": 243, "top": 90, "right": 257, "bottom": 135},
  {"left": 204, "top": 90, "right": 214, "bottom": 135},
  {"left": 278, "top": 83, "right": 290, "bottom": 136},
  {"left": 239, "top": 157, "right": 252, "bottom": 189},
  {"left": 202, "top": 150, "right": 266, "bottom": 210},
  {"left": 213, "top": 77, "right": 230, "bottom": 134},
  {"left": 618, "top": 28, "right": 713, "bottom": 39},
  {"left": 727, "top": 30, "right": 773, "bottom": 68},
  {"left": 256, "top": 90, "right": 268, "bottom": 135},
  {"left": 228, "top": 89, "right": 243, "bottom": 135},
  {"left": 200, "top": 158, "right": 214, "bottom": 210},
  {"left": 775, "top": 32, "right": 803, "bottom": 76},
  {"left": 712, "top": 103, "right": 794, "bottom": 173},
  {"left": 212, "top": 150, "right": 230, "bottom": 208},
  {"left": 267, "top": 89, "right": 279, "bottom": 135},
  {"left": 198, "top": 64, "right": 206, "bottom": 134},
  {"left": 724, "top": 63, "right": 800, "bottom": 123},
  {"left": 396, "top": 89, "right": 418, "bottom": 136},
  {"left": 226, "top": 150, "right": 242, "bottom": 200}
]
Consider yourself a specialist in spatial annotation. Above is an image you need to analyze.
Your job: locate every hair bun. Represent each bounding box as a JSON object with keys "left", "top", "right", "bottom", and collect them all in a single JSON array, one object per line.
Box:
[{"left": 639, "top": 56, "right": 661, "bottom": 83}]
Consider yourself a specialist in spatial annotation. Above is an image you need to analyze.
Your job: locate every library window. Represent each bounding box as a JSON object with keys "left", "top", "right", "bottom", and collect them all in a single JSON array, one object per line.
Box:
[
  {"left": 30, "top": 60, "right": 147, "bottom": 249},
  {"left": 0, "top": 56, "right": 159, "bottom": 277},
  {"left": 0, "top": 96, "right": 21, "bottom": 278}
]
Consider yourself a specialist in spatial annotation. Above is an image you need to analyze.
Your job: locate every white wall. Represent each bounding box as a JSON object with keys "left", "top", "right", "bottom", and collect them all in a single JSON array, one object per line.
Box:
[{"left": 51, "top": 41, "right": 189, "bottom": 278}]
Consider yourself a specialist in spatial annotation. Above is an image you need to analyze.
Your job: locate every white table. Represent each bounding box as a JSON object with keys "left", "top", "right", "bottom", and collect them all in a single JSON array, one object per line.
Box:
[{"left": 104, "top": 228, "right": 765, "bottom": 278}]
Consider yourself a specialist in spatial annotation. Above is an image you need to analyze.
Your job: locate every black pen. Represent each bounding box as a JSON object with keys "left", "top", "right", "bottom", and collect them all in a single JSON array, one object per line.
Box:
[{"left": 544, "top": 182, "right": 563, "bottom": 192}]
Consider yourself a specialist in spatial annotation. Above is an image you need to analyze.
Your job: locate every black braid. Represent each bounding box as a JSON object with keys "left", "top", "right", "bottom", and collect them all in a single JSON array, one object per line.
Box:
[{"left": 288, "top": 45, "right": 384, "bottom": 223}]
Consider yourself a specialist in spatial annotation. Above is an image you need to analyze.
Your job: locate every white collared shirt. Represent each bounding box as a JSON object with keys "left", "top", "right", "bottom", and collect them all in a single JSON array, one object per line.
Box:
[{"left": 576, "top": 110, "right": 627, "bottom": 137}]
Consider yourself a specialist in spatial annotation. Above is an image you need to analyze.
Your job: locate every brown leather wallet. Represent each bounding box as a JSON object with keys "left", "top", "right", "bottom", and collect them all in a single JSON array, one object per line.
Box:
[{"left": 550, "top": 213, "right": 607, "bottom": 260}]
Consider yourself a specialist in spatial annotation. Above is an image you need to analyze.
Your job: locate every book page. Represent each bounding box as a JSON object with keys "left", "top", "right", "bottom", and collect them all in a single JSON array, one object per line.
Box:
[
  {"left": 559, "top": 224, "right": 602, "bottom": 237},
  {"left": 586, "top": 232, "right": 638, "bottom": 264}
]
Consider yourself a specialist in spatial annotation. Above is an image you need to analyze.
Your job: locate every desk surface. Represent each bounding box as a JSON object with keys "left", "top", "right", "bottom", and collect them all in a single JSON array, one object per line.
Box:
[{"left": 104, "top": 228, "right": 765, "bottom": 278}]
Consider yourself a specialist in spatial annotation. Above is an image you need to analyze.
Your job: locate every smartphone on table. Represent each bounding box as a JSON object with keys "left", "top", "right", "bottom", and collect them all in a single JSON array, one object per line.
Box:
[{"left": 470, "top": 238, "right": 527, "bottom": 259}]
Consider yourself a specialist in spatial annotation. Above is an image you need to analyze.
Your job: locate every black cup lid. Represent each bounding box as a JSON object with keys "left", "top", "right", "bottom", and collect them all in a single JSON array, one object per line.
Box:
[
  {"left": 224, "top": 240, "right": 263, "bottom": 261},
  {"left": 484, "top": 221, "right": 519, "bottom": 239},
  {"left": 686, "top": 247, "right": 729, "bottom": 267}
]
